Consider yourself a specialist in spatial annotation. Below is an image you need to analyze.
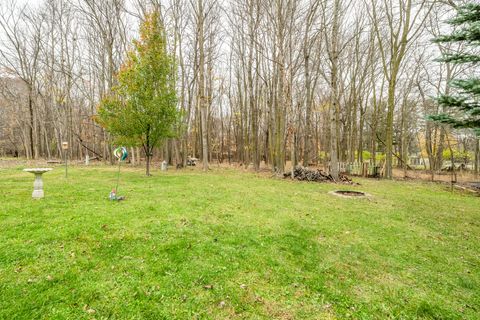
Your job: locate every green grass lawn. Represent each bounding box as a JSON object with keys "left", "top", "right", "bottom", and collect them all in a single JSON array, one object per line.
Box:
[{"left": 0, "top": 166, "right": 479, "bottom": 319}]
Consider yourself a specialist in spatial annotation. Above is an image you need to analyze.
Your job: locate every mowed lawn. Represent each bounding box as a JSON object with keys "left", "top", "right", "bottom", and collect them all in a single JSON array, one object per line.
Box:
[{"left": 0, "top": 166, "right": 479, "bottom": 319}]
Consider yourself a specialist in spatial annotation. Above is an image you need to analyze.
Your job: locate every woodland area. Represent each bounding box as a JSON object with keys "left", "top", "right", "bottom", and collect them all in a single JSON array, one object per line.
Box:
[{"left": 0, "top": 0, "right": 479, "bottom": 178}]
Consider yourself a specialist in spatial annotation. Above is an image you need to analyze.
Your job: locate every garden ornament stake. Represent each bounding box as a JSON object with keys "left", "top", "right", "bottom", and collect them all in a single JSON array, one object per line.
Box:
[
  {"left": 110, "top": 146, "right": 128, "bottom": 201},
  {"left": 62, "top": 141, "right": 69, "bottom": 178}
]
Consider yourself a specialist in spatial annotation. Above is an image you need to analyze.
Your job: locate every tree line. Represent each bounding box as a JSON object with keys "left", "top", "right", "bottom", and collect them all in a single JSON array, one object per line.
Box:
[{"left": 0, "top": 0, "right": 478, "bottom": 178}]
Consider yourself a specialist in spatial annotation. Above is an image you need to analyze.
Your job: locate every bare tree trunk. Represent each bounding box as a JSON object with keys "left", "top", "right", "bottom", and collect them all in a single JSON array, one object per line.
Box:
[
  {"left": 475, "top": 138, "right": 479, "bottom": 178},
  {"left": 196, "top": 0, "right": 208, "bottom": 171},
  {"left": 329, "top": 0, "right": 341, "bottom": 181}
]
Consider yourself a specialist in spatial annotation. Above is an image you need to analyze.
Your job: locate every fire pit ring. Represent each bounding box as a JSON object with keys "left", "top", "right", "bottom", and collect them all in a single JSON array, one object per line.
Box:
[{"left": 328, "top": 190, "right": 370, "bottom": 198}]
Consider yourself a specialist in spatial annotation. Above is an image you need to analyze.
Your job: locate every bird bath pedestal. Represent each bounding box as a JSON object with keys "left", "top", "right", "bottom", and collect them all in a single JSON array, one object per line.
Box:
[{"left": 23, "top": 168, "right": 52, "bottom": 199}]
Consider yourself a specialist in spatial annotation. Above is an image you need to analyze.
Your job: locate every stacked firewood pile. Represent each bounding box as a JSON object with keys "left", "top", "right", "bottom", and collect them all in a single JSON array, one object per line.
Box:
[
  {"left": 470, "top": 182, "right": 480, "bottom": 191},
  {"left": 453, "top": 182, "right": 480, "bottom": 195},
  {"left": 284, "top": 166, "right": 354, "bottom": 184}
]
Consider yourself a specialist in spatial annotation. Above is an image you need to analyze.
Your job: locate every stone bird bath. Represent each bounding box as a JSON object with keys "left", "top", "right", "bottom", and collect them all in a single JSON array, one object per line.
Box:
[{"left": 23, "top": 168, "right": 53, "bottom": 199}]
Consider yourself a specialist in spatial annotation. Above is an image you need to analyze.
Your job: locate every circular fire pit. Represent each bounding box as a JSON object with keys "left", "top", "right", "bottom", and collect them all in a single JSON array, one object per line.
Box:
[{"left": 329, "top": 190, "right": 370, "bottom": 198}]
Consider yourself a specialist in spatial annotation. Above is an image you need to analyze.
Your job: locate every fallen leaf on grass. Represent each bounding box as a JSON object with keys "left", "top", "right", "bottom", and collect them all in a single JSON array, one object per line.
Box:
[{"left": 83, "top": 305, "right": 96, "bottom": 314}]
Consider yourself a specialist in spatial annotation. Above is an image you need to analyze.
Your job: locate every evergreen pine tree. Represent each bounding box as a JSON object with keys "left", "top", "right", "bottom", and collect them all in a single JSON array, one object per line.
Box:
[{"left": 430, "top": 3, "right": 480, "bottom": 135}]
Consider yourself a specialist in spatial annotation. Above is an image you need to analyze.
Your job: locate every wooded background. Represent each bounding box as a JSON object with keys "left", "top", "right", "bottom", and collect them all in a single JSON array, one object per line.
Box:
[{"left": 0, "top": 0, "right": 478, "bottom": 177}]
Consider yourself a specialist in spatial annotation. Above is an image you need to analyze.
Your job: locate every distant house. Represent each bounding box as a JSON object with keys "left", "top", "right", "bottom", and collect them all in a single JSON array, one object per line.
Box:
[{"left": 409, "top": 153, "right": 429, "bottom": 168}]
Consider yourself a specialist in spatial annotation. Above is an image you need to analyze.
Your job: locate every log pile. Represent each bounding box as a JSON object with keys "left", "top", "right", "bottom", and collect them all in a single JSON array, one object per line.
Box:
[
  {"left": 284, "top": 166, "right": 354, "bottom": 184},
  {"left": 470, "top": 182, "right": 480, "bottom": 191},
  {"left": 453, "top": 182, "right": 480, "bottom": 195}
]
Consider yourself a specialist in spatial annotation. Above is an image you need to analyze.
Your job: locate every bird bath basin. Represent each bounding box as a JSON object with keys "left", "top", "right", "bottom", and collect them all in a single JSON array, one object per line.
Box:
[{"left": 23, "top": 168, "right": 53, "bottom": 199}]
